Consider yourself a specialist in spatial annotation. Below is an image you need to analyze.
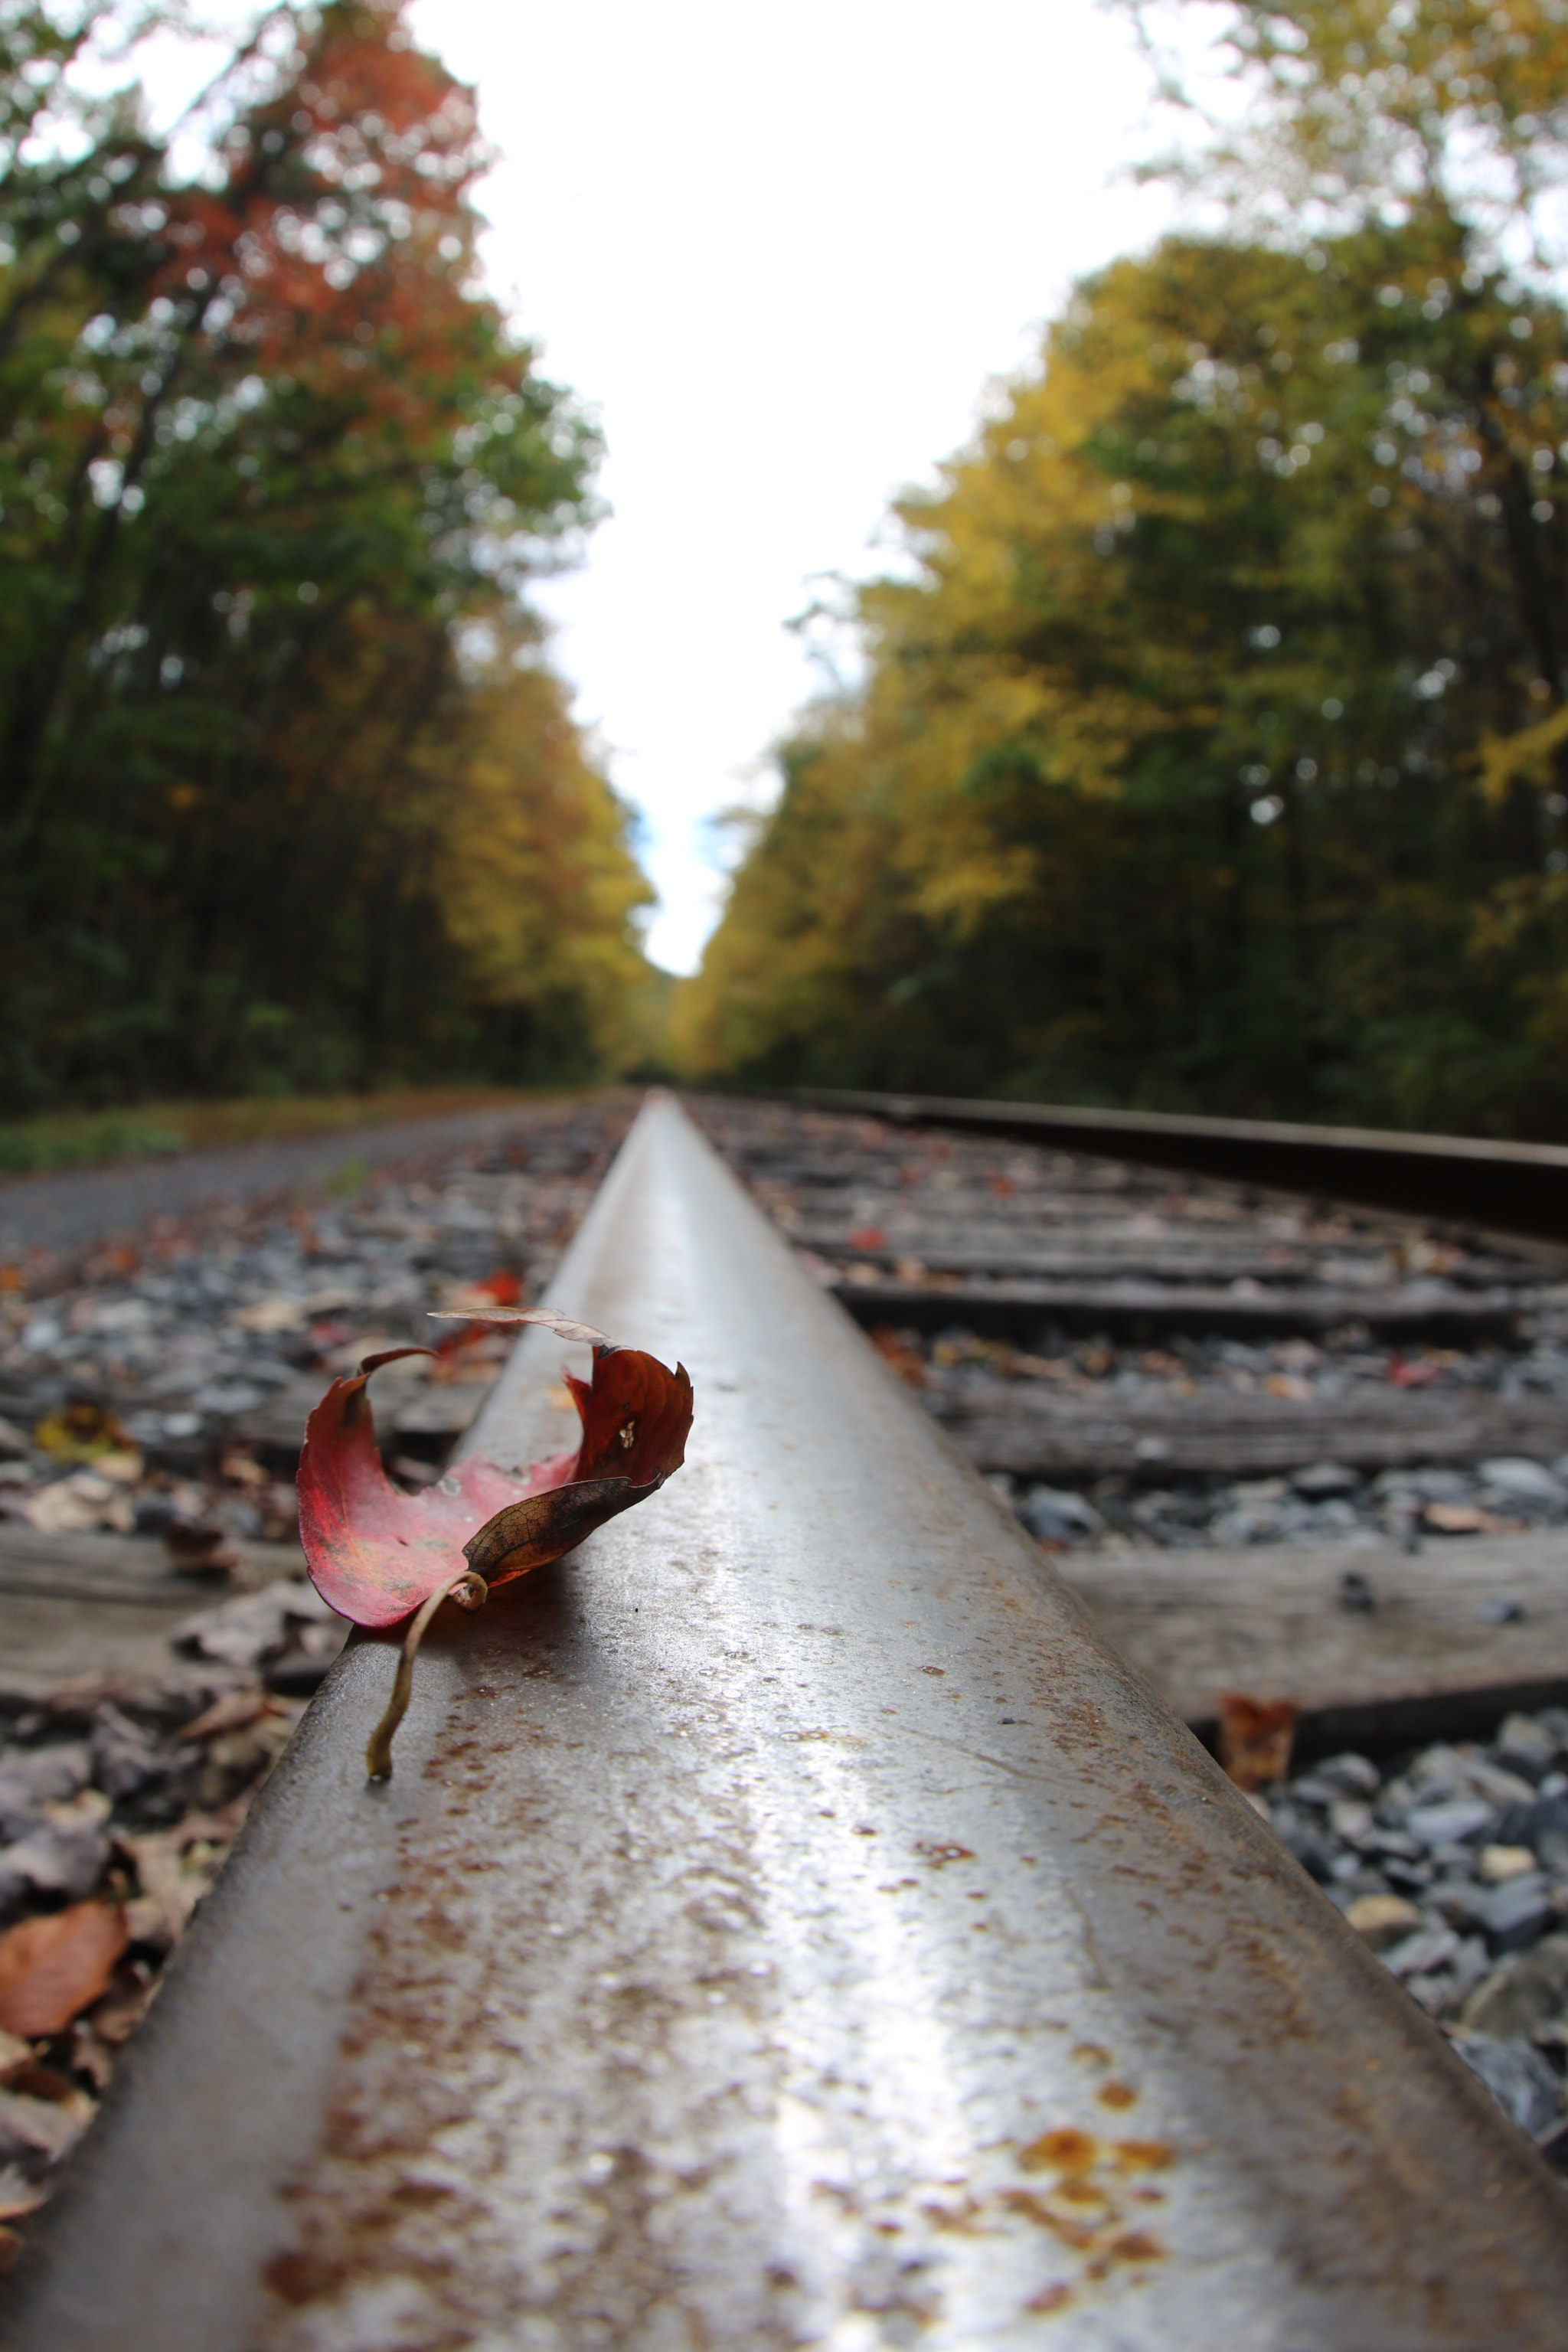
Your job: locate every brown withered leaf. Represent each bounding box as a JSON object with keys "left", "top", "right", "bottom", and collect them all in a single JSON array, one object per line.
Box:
[
  {"left": 0, "top": 1903, "right": 129, "bottom": 2037},
  {"left": 1217, "top": 1693, "right": 1299, "bottom": 1792},
  {"left": 426, "top": 1304, "right": 610, "bottom": 1346}
]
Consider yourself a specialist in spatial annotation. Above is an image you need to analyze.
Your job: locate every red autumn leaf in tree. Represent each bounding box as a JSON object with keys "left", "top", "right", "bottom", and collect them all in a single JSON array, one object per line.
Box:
[{"left": 296, "top": 1307, "right": 692, "bottom": 1775}]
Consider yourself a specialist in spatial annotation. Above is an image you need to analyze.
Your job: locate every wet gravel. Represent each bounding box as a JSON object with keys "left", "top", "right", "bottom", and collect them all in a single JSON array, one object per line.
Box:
[
  {"left": 996, "top": 1441, "right": 1568, "bottom": 1557},
  {"left": 1270, "top": 1706, "right": 1568, "bottom": 2162},
  {"left": 0, "top": 1099, "right": 631, "bottom": 1563},
  {"left": 689, "top": 1095, "right": 1568, "bottom": 1554}
]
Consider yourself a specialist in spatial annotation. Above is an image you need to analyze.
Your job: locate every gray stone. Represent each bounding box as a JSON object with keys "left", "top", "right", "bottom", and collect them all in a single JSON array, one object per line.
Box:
[
  {"left": 188, "top": 1380, "right": 264, "bottom": 1416},
  {"left": 0, "top": 1743, "right": 90, "bottom": 1841},
  {"left": 1367, "top": 1826, "right": 1422, "bottom": 1860},
  {"left": 1310, "top": 1753, "right": 1381, "bottom": 1799},
  {"left": 1452, "top": 1935, "right": 1495, "bottom": 2007},
  {"left": 1498, "top": 1794, "right": 1568, "bottom": 1873},
  {"left": 1494, "top": 1713, "right": 1560, "bottom": 1784},
  {"left": 1462, "top": 1931, "right": 1568, "bottom": 2040},
  {"left": 1451, "top": 2034, "right": 1563, "bottom": 2140},
  {"left": 1477, "top": 1875, "right": 1555, "bottom": 1954},
  {"left": 1272, "top": 1808, "right": 1337, "bottom": 1883},
  {"left": 1477, "top": 1456, "right": 1568, "bottom": 1505},
  {"left": 1442, "top": 1752, "right": 1536, "bottom": 1806},
  {"left": 1429, "top": 1881, "right": 1492, "bottom": 1934},
  {"left": 1372, "top": 1466, "right": 1474, "bottom": 1503},
  {"left": 1018, "top": 1485, "right": 1102, "bottom": 1543},
  {"left": 1384, "top": 1924, "right": 1462, "bottom": 1979},
  {"left": 1383, "top": 1857, "right": 1434, "bottom": 1894},
  {"left": 1328, "top": 1797, "right": 1375, "bottom": 1844},
  {"left": 0, "top": 1817, "right": 110, "bottom": 1916},
  {"left": 1406, "top": 1798, "right": 1496, "bottom": 1851},
  {"left": 89, "top": 1703, "right": 178, "bottom": 1804},
  {"left": 1404, "top": 1935, "right": 1493, "bottom": 2017},
  {"left": 1439, "top": 1872, "right": 1560, "bottom": 1947},
  {"left": 1291, "top": 1461, "right": 1361, "bottom": 1498}
]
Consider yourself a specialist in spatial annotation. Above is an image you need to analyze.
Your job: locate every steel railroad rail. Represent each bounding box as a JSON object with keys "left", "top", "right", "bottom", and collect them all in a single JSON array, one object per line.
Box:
[
  {"left": 786, "top": 1084, "right": 1568, "bottom": 1245},
  {"left": 5, "top": 1093, "right": 1566, "bottom": 2350}
]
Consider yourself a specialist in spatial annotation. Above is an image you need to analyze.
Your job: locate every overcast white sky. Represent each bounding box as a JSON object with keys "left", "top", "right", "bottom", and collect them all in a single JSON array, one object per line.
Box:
[{"left": 392, "top": 0, "right": 1221, "bottom": 972}]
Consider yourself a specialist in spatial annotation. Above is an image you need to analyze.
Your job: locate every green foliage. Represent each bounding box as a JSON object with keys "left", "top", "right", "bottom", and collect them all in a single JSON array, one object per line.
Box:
[
  {"left": 0, "top": 1107, "right": 182, "bottom": 1174},
  {"left": 0, "top": 0, "right": 651, "bottom": 1109},
  {"left": 0, "top": 1081, "right": 544, "bottom": 1174},
  {"left": 679, "top": 4, "right": 1568, "bottom": 1138}
]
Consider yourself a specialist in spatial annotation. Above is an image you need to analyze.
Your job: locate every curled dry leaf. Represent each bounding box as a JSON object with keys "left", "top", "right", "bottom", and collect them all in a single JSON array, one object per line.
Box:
[
  {"left": 0, "top": 1902, "right": 129, "bottom": 2037},
  {"left": 298, "top": 1347, "right": 523, "bottom": 1630},
  {"left": 426, "top": 1304, "right": 610, "bottom": 1347},
  {"left": 298, "top": 1320, "right": 692, "bottom": 1778}
]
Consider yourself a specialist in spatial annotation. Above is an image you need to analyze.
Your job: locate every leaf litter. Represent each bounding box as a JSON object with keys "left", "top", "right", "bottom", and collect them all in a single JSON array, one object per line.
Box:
[{"left": 0, "top": 1672, "right": 308, "bottom": 2273}]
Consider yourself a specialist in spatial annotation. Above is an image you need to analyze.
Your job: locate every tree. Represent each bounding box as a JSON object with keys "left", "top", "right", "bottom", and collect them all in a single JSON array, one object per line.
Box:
[
  {"left": 1123, "top": 0, "right": 1568, "bottom": 265},
  {"left": 677, "top": 214, "right": 1568, "bottom": 1132},
  {"left": 0, "top": 0, "right": 648, "bottom": 1103}
]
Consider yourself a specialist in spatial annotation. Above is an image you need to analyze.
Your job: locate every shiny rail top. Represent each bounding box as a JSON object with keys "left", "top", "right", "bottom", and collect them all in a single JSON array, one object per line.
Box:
[
  {"left": 7, "top": 1095, "right": 1568, "bottom": 2350},
  {"left": 784, "top": 1083, "right": 1568, "bottom": 1244}
]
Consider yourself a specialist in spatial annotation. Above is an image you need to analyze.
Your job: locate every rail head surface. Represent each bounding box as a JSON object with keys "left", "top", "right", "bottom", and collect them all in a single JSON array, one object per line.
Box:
[
  {"left": 778, "top": 1083, "right": 1568, "bottom": 1243},
  {"left": 6, "top": 1094, "right": 1567, "bottom": 2350}
]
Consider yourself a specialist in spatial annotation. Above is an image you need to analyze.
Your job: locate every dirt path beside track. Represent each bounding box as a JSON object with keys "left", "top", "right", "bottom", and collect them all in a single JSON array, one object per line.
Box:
[{"left": 0, "top": 1096, "right": 612, "bottom": 1259}]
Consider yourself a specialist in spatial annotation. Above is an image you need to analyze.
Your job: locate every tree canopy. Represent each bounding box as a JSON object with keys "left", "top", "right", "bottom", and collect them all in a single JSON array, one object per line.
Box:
[
  {"left": 0, "top": 0, "right": 651, "bottom": 1106},
  {"left": 677, "top": 0, "right": 1568, "bottom": 1138}
]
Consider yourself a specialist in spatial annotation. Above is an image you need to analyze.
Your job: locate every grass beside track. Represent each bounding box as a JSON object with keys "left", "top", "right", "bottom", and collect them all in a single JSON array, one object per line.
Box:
[{"left": 0, "top": 1086, "right": 546, "bottom": 1179}]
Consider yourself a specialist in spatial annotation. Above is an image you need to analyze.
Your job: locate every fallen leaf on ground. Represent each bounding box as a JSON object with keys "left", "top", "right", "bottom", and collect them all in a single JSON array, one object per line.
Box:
[
  {"left": 87, "top": 1971, "right": 153, "bottom": 2047},
  {"left": 1424, "top": 1502, "right": 1514, "bottom": 1535},
  {"left": 869, "top": 1325, "right": 926, "bottom": 1387},
  {"left": 120, "top": 1833, "right": 208, "bottom": 1945},
  {"left": 173, "top": 1580, "right": 337, "bottom": 1668},
  {"left": 31, "top": 1403, "right": 130, "bottom": 1462},
  {"left": 0, "top": 1904, "right": 129, "bottom": 2037},
  {"left": 298, "top": 1308, "right": 692, "bottom": 1775},
  {"left": 0, "top": 2086, "right": 92, "bottom": 2169},
  {"left": 1217, "top": 1694, "right": 1299, "bottom": 1792},
  {"left": 178, "top": 1690, "right": 283, "bottom": 1743}
]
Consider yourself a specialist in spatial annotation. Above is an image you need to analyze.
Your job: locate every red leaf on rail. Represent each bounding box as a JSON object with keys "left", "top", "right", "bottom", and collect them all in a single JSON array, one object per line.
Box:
[
  {"left": 0, "top": 1902, "right": 129, "bottom": 2037},
  {"left": 299, "top": 1314, "right": 693, "bottom": 1628},
  {"left": 297, "top": 1348, "right": 523, "bottom": 1628},
  {"left": 562, "top": 1344, "right": 697, "bottom": 1485}
]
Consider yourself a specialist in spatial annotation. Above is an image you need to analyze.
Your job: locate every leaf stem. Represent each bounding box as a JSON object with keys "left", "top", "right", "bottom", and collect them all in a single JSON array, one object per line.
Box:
[{"left": 364, "top": 1570, "right": 489, "bottom": 1782}]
